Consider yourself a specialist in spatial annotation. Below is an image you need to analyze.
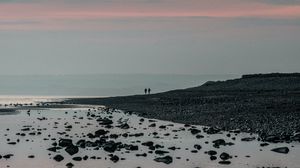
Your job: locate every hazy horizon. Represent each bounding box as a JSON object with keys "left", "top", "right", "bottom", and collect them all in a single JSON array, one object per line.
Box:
[{"left": 0, "top": 74, "right": 238, "bottom": 96}]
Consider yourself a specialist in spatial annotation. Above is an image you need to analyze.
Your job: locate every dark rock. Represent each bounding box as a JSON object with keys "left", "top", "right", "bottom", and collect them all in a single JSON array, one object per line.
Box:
[
  {"left": 65, "top": 125, "right": 72, "bottom": 129},
  {"left": 194, "top": 144, "right": 202, "bottom": 150},
  {"left": 66, "top": 162, "right": 74, "bottom": 168},
  {"left": 154, "top": 156, "right": 173, "bottom": 164},
  {"left": 205, "top": 127, "right": 221, "bottom": 134},
  {"left": 142, "top": 141, "right": 154, "bottom": 147},
  {"left": 83, "top": 155, "right": 88, "bottom": 160},
  {"left": 190, "top": 128, "right": 201, "bottom": 135},
  {"left": 110, "top": 134, "right": 119, "bottom": 139},
  {"left": 59, "top": 139, "right": 73, "bottom": 147},
  {"left": 103, "top": 141, "right": 118, "bottom": 153},
  {"left": 47, "top": 147, "right": 62, "bottom": 152},
  {"left": 72, "top": 157, "right": 82, "bottom": 161},
  {"left": 7, "top": 142, "right": 17, "bottom": 145},
  {"left": 136, "top": 153, "right": 147, "bottom": 157},
  {"left": 155, "top": 150, "right": 169, "bottom": 155},
  {"left": 207, "top": 150, "right": 217, "bottom": 156},
  {"left": 87, "top": 133, "right": 95, "bottom": 139},
  {"left": 149, "top": 123, "right": 156, "bottom": 127},
  {"left": 155, "top": 144, "right": 164, "bottom": 149},
  {"left": 21, "top": 128, "right": 30, "bottom": 131},
  {"left": 168, "top": 146, "right": 179, "bottom": 150},
  {"left": 219, "top": 160, "right": 231, "bottom": 165},
  {"left": 241, "top": 137, "right": 256, "bottom": 142},
  {"left": 196, "top": 135, "right": 204, "bottom": 139},
  {"left": 53, "top": 155, "right": 64, "bottom": 162},
  {"left": 95, "top": 129, "right": 108, "bottom": 136},
  {"left": 98, "top": 118, "right": 113, "bottom": 125},
  {"left": 210, "top": 155, "right": 217, "bottom": 160},
  {"left": 159, "top": 125, "right": 167, "bottom": 129},
  {"left": 260, "top": 143, "right": 269, "bottom": 147},
  {"left": 76, "top": 139, "right": 86, "bottom": 148},
  {"left": 220, "top": 152, "right": 231, "bottom": 160},
  {"left": 110, "top": 155, "right": 119, "bottom": 163},
  {"left": 125, "top": 144, "right": 139, "bottom": 151},
  {"left": 65, "top": 145, "right": 79, "bottom": 156},
  {"left": 271, "top": 147, "right": 289, "bottom": 154},
  {"left": 119, "top": 123, "right": 130, "bottom": 129},
  {"left": 212, "top": 139, "right": 226, "bottom": 148},
  {"left": 3, "top": 154, "right": 13, "bottom": 159}
]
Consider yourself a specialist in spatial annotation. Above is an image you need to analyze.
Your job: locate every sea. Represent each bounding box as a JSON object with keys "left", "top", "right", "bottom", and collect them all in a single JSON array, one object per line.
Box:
[{"left": 0, "top": 74, "right": 237, "bottom": 103}]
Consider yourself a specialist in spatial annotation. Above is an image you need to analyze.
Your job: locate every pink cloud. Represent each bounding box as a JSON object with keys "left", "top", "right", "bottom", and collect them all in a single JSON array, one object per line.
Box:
[{"left": 0, "top": 1, "right": 300, "bottom": 30}]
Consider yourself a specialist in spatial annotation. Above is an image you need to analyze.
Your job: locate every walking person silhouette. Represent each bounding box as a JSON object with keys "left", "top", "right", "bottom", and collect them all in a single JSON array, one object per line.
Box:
[
  {"left": 144, "top": 88, "right": 147, "bottom": 95},
  {"left": 148, "top": 88, "right": 151, "bottom": 94}
]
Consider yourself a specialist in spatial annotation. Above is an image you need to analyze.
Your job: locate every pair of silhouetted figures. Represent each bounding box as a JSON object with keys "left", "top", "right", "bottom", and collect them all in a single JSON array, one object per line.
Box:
[{"left": 144, "top": 88, "right": 151, "bottom": 95}]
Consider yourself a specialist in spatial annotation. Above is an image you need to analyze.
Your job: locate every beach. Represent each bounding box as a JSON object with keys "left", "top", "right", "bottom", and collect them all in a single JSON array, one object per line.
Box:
[
  {"left": 0, "top": 73, "right": 299, "bottom": 168},
  {"left": 0, "top": 103, "right": 299, "bottom": 168},
  {"left": 65, "top": 73, "right": 300, "bottom": 142}
]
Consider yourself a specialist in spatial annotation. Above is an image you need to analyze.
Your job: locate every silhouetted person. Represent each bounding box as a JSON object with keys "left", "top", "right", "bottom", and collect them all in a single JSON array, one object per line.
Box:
[
  {"left": 144, "top": 88, "right": 147, "bottom": 94},
  {"left": 148, "top": 88, "right": 151, "bottom": 94}
]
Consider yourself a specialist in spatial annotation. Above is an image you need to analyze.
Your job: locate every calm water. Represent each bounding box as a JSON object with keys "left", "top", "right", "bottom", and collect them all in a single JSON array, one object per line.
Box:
[{"left": 0, "top": 74, "right": 237, "bottom": 97}]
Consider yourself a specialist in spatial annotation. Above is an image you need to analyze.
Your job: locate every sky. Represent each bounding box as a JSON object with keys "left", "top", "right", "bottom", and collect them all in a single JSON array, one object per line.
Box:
[{"left": 0, "top": 0, "right": 300, "bottom": 75}]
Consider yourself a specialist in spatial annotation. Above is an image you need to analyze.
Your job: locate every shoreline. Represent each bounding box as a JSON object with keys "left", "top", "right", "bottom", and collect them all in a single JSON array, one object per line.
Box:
[
  {"left": 0, "top": 73, "right": 299, "bottom": 142},
  {"left": 63, "top": 73, "right": 300, "bottom": 143}
]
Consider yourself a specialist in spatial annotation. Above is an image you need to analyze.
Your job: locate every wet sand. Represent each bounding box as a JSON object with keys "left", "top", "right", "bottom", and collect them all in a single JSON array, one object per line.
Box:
[{"left": 0, "top": 106, "right": 299, "bottom": 168}]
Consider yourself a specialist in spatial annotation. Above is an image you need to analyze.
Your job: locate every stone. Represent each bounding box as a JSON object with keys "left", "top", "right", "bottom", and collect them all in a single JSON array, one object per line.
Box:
[
  {"left": 271, "top": 147, "right": 289, "bottom": 154},
  {"left": 154, "top": 156, "right": 173, "bottom": 164},
  {"left": 95, "top": 129, "right": 108, "bottom": 136},
  {"left": 3, "top": 154, "right": 13, "bottom": 159},
  {"left": 53, "top": 155, "right": 64, "bottom": 162},
  {"left": 66, "top": 162, "right": 74, "bottom": 168},
  {"left": 155, "top": 150, "right": 169, "bottom": 155},
  {"left": 72, "top": 157, "right": 82, "bottom": 161},
  {"left": 220, "top": 152, "right": 231, "bottom": 160},
  {"left": 103, "top": 141, "right": 118, "bottom": 153},
  {"left": 207, "top": 150, "right": 217, "bottom": 156},
  {"left": 58, "top": 139, "right": 73, "bottom": 147},
  {"left": 65, "top": 145, "right": 79, "bottom": 156},
  {"left": 194, "top": 144, "right": 202, "bottom": 150},
  {"left": 190, "top": 128, "right": 201, "bottom": 135},
  {"left": 219, "top": 160, "right": 231, "bottom": 165},
  {"left": 110, "top": 155, "right": 119, "bottom": 163},
  {"left": 47, "top": 147, "right": 62, "bottom": 152}
]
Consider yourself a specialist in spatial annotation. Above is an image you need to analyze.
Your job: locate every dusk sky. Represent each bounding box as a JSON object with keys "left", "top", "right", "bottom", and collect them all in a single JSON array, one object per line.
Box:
[{"left": 1, "top": 0, "right": 300, "bottom": 75}]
